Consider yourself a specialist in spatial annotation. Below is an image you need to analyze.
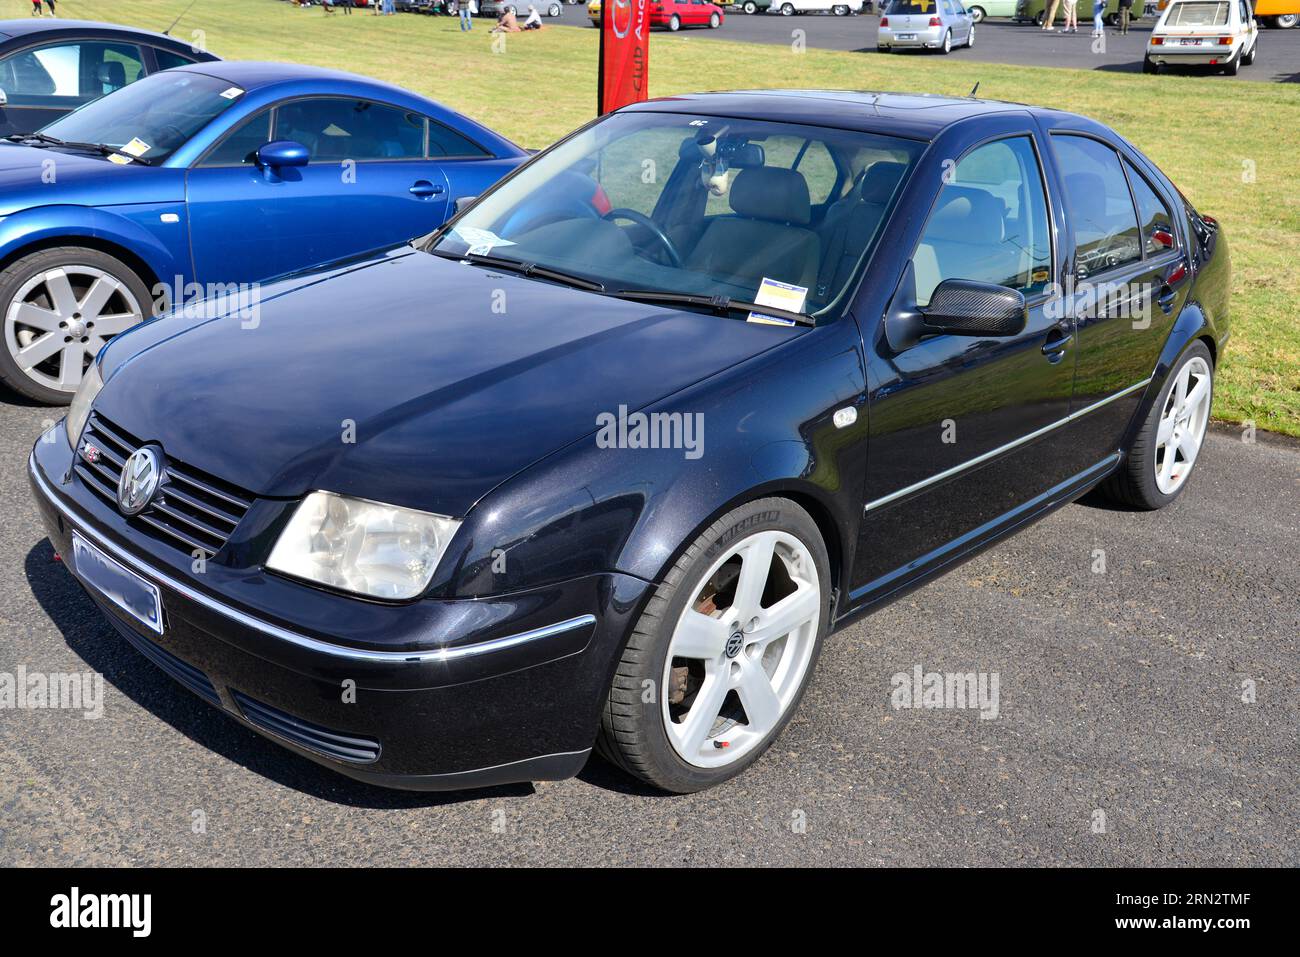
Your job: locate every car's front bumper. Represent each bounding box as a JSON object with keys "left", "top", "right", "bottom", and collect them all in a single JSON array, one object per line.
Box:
[
  {"left": 28, "top": 425, "right": 650, "bottom": 791},
  {"left": 878, "top": 26, "right": 946, "bottom": 48}
]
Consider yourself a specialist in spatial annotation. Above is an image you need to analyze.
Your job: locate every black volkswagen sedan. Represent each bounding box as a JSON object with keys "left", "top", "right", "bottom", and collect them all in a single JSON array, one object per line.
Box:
[{"left": 29, "top": 91, "right": 1230, "bottom": 793}]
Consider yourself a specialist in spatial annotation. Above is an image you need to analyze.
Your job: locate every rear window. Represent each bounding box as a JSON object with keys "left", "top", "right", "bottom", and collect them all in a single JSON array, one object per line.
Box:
[
  {"left": 884, "top": 0, "right": 941, "bottom": 12},
  {"left": 1166, "top": 1, "right": 1229, "bottom": 25}
]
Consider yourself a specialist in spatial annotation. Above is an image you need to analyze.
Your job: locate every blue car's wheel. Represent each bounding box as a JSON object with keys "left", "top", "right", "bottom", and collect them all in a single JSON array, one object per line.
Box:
[{"left": 0, "top": 247, "right": 151, "bottom": 405}]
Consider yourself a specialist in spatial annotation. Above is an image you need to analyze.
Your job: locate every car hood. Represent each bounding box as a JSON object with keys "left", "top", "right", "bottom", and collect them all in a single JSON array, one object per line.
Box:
[
  {"left": 94, "top": 249, "right": 802, "bottom": 517},
  {"left": 0, "top": 143, "right": 171, "bottom": 213}
]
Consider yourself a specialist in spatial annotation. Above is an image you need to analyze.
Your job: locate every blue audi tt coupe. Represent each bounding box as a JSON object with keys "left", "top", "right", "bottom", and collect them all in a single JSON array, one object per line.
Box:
[
  {"left": 30, "top": 91, "right": 1230, "bottom": 793},
  {"left": 0, "top": 60, "right": 526, "bottom": 403}
]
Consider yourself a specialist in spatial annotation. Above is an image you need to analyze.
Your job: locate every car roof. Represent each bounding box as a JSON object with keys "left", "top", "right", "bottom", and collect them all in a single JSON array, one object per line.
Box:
[
  {"left": 625, "top": 90, "right": 1048, "bottom": 141},
  {"left": 165, "top": 59, "right": 417, "bottom": 96},
  {"left": 0, "top": 18, "right": 207, "bottom": 49}
]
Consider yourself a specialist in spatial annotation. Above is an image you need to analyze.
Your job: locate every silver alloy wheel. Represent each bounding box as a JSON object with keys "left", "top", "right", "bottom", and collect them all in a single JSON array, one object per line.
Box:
[
  {"left": 5, "top": 265, "right": 144, "bottom": 393},
  {"left": 661, "top": 528, "right": 821, "bottom": 768},
  {"left": 1154, "top": 355, "right": 1212, "bottom": 495}
]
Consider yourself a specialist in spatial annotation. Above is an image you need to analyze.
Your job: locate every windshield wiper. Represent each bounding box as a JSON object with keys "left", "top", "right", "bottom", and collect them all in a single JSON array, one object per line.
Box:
[
  {"left": 5, "top": 132, "right": 152, "bottom": 165},
  {"left": 610, "top": 289, "right": 814, "bottom": 327},
  {"left": 430, "top": 248, "right": 605, "bottom": 292}
]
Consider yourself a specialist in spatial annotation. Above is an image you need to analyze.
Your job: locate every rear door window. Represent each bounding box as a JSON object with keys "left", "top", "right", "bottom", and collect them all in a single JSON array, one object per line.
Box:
[{"left": 1050, "top": 134, "right": 1142, "bottom": 279}]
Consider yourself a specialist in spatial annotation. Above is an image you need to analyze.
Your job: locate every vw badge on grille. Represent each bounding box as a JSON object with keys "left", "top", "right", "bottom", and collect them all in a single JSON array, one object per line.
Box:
[{"left": 117, "top": 447, "right": 161, "bottom": 516}]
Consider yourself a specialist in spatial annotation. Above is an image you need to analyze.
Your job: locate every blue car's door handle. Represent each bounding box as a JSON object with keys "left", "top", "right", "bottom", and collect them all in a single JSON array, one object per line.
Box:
[{"left": 409, "top": 180, "right": 444, "bottom": 198}]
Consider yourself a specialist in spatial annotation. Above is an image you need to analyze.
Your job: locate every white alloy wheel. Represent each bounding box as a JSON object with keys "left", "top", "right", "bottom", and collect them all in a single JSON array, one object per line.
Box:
[
  {"left": 1153, "top": 354, "right": 1212, "bottom": 495},
  {"left": 661, "top": 528, "right": 821, "bottom": 768},
  {"left": 5, "top": 265, "right": 144, "bottom": 394}
]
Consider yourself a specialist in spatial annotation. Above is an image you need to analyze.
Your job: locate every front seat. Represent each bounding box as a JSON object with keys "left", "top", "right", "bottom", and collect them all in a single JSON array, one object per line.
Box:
[
  {"left": 97, "top": 61, "right": 127, "bottom": 95},
  {"left": 686, "top": 167, "right": 821, "bottom": 294},
  {"left": 912, "top": 186, "right": 1018, "bottom": 305},
  {"left": 816, "top": 160, "right": 906, "bottom": 300}
]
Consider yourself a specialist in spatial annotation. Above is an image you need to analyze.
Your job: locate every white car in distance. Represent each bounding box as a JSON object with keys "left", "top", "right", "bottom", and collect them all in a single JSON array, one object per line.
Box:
[{"left": 1146, "top": 0, "right": 1260, "bottom": 75}]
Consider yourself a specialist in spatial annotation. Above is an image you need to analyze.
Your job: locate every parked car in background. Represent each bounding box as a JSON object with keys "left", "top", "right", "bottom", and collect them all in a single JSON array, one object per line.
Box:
[
  {"left": 963, "top": 0, "right": 1018, "bottom": 19},
  {"left": 0, "top": 19, "right": 219, "bottom": 138},
  {"left": 1252, "top": 0, "right": 1297, "bottom": 25},
  {"left": 588, "top": 0, "right": 601, "bottom": 22},
  {"left": 0, "top": 61, "right": 526, "bottom": 404},
  {"left": 879, "top": 0, "right": 975, "bottom": 51},
  {"left": 1147, "top": 0, "right": 1258, "bottom": 73},
  {"left": 1016, "top": 0, "right": 1141, "bottom": 22},
  {"left": 737, "top": 0, "right": 775, "bottom": 10},
  {"left": 653, "top": 0, "right": 728, "bottom": 27},
  {"left": 479, "top": 0, "right": 564, "bottom": 16},
  {"left": 30, "top": 90, "right": 1230, "bottom": 794},
  {"left": 770, "top": 0, "right": 864, "bottom": 13}
]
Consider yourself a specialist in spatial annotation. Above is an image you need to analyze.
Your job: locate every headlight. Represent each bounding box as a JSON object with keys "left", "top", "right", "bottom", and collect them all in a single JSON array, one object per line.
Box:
[
  {"left": 266, "top": 491, "right": 460, "bottom": 600},
  {"left": 64, "top": 361, "right": 104, "bottom": 451}
]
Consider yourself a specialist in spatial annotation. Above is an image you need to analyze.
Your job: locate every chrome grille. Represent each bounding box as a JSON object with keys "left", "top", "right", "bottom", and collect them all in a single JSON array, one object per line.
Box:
[{"left": 75, "top": 414, "right": 254, "bottom": 556}]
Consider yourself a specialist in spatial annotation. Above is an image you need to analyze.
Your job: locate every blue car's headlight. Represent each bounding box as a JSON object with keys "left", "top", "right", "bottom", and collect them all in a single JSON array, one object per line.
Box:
[
  {"left": 267, "top": 491, "right": 461, "bottom": 600},
  {"left": 64, "top": 362, "right": 103, "bottom": 451}
]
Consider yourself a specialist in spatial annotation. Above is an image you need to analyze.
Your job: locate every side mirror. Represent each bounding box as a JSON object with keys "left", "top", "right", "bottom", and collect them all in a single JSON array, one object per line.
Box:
[
  {"left": 921, "top": 279, "right": 1027, "bottom": 338},
  {"left": 454, "top": 195, "right": 479, "bottom": 215},
  {"left": 255, "top": 140, "right": 309, "bottom": 169}
]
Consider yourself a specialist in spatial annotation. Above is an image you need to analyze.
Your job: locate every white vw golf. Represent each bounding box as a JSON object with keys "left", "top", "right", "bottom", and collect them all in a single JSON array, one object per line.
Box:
[{"left": 1146, "top": 0, "right": 1260, "bottom": 75}]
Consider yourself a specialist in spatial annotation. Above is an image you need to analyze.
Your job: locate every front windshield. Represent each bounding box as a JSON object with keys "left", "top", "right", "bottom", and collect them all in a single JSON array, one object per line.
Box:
[
  {"left": 39, "top": 70, "right": 241, "bottom": 162},
  {"left": 432, "top": 111, "right": 922, "bottom": 318}
]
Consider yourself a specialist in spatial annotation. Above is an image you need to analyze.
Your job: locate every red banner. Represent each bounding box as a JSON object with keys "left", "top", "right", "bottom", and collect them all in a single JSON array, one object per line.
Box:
[{"left": 598, "top": 0, "right": 650, "bottom": 115}]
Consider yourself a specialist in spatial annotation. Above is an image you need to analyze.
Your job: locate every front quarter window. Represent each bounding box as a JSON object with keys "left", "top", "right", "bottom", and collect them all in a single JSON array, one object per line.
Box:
[{"left": 431, "top": 111, "right": 922, "bottom": 319}]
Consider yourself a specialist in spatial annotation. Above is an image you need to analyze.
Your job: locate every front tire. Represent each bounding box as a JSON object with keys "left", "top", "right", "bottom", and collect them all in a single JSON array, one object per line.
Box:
[
  {"left": 596, "top": 498, "right": 830, "bottom": 793},
  {"left": 0, "top": 246, "right": 151, "bottom": 405},
  {"left": 969, "top": 4, "right": 985, "bottom": 22},
  {"left": 1274, "top": 13, "right": 1297, "bottom": 27},
  {"left": 742, "top": 0, "right": 757, "bottom": 11},
  {"left": 1101, "top": 342, "right": 1214, "bottom": 509},
  {"left": 780, "top": 2, "right": 794, "bottom": 14},
  {"left": 833, "top": 3, "right": 849, "bottom": 13},
  {"left": 710, "top": 10, "right": 721, "bottom": 26},
  {"left": 669, "top": 12, "right": 681, "bottom": 28}
]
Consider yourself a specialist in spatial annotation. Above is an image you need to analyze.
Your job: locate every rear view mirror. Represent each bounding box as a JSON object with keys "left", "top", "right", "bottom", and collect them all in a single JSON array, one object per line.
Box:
[
  {"left": 256, "top": 140, "right": 309, "bottom": 169},
  {"left": 921, "top": 279, "right": 1027, "bottom": 338}
]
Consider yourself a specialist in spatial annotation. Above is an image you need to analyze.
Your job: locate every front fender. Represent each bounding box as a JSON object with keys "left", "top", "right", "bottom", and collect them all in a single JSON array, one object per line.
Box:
[
  {"left": 0, "top": 204, "right": 187, "bottom": 289},
  {"left": 430, "top": 317, "right": 869, "bottom": 604}
]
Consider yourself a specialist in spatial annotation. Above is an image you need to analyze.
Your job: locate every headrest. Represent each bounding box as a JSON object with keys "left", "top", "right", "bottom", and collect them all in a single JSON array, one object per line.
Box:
[
  {"left": 925, "top": 187, "right": 1004, "bottom": 245},
  {"left": 98, "top": 61, "right": 127, "bottom": 89},
  {"left": 857, "top": 161, "right": 906, "bottom": 204},
  {"left": 729, "top": 167, "right": 811, "bottom": 226}
]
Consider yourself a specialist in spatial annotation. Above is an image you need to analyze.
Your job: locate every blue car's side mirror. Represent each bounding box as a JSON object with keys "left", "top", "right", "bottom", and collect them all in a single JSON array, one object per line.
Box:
[{"left": 256, "top": 140, "right": 309, "bottom": 169}]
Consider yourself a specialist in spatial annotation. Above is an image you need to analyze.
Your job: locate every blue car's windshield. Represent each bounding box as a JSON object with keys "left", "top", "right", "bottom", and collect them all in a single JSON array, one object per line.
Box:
[
  {"left": 39, "top": 70, "right": 241, "bottom": 163},
  {"left": 432, "top": 111, "right": 922, "bottom": 318}
]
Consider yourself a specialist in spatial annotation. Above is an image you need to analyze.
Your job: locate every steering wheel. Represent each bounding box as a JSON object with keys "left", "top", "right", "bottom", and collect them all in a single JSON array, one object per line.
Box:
[{"left": 602, "top": 208, "right": 683, "bottom": 268}]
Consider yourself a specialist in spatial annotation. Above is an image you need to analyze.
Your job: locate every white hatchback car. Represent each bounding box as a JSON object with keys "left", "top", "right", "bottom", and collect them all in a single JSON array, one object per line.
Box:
[{"left": 1146, "top": 0, "right": 1259, "bottom": 75}]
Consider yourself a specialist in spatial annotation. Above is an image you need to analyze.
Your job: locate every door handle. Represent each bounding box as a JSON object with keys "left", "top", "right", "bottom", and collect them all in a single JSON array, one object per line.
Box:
[
  {"left": 409, "top": 180, "right": 444, "bottom": 198},
  {"left": 1042, "top": 330, "right": 1073, "bottom": 356}
]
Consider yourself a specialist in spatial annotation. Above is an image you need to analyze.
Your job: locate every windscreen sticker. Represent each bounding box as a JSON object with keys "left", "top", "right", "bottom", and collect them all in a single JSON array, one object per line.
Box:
[
  {"left": 108, "top": 137, "right": 151, "bottom": 165},
  {"left": 451, "top": 226, "right": 517, "bottom": 257},
  {"left": 219, "top": 87, "right": 244, "bottom": 99},
  {"left": 746, "top": 313, "right": 797, "bottom": 327},
  {"left": 754, "top": 277, "right": 808, "bottom": 313}
]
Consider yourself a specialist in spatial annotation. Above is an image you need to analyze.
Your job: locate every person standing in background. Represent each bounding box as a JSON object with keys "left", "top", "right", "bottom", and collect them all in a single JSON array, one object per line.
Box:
[
  {"left": 1092, "top": 0, "right": 1106, "bottom": 35},
  {"left": 460, "top": 0, "right": 474, "bottom": 28},
  {"left": 1062, "top": 0, "right": 1078, "bottom": 31},
  {"left": 1041, "top": 0, "right": 1061, "bottom": 29},
  {"left": 30, "top": 0, "right": 42, "bottom": 16},
  {"left": 43, "top": 0, "right": 56, "bottom": 15},
  {"left": 1117, "top": 0, "right": 1132, "bottom": 33}
]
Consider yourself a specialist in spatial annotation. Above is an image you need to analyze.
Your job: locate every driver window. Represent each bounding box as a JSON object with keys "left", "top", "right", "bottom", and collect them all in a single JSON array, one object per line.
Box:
[
  {"left": 912, "top": 136, "right": 1052, "bottom": 307},
  {"left": 198, "top": 110, "right": 272, "bottom": 167}
]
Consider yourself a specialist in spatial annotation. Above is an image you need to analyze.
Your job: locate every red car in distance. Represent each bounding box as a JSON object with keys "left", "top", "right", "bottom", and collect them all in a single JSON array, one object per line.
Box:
[{"left": 652, "top": 0, "right": 726, "bottom": 29}]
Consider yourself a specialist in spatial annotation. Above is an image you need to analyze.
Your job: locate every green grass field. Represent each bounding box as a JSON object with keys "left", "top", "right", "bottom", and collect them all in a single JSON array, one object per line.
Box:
[{"left": 37, "top": 0, "right": 1300, "bottom": 434}]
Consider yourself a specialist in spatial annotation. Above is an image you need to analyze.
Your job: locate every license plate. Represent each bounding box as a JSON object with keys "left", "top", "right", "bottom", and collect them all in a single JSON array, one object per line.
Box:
[
  {"left": 897, "top": 33, "right": 916, "bottom": 39},
  {"left": 71, "top": 532, "right": 163, "bottom": 635},
  {"left": 1179, "top": 38, "right": 1202, "bottom": 45}
]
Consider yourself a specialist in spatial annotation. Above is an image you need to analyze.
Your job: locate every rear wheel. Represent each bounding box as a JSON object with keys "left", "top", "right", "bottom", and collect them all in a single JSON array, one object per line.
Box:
[
  {"left": 939, "top": 29, "right": 951, "bottom": 52},
  {"left": 970, "top": 4, "right": 985, "bottom": 21},
  {"left": 1223, "top": 50, "right": 1241, "bottom": 74},
  {"left": 1143, "top": 54, "right": 1157, "bottom": 73},
  {"left": 742, "top": 0, "right": 757, "bottom": 11},
  {"left": 781, "top": 2, "right": 795, "bottom": 14},
  {"left": 710, "top": 10, "right": 721, "bottom": 26},
  {"left": 597, "top": 498, "right": 830, "bottom": 793},
  {"left": 0, "top": 247, "right": 151, "bottom": 405},
  {"left": 1242, "top": 38, "right": 1256, "bottom": 64},
  {"left": 669, "top": 12, "right": 681, "bottom": 28},
  {"left": 1274, "top": 13, "right": 1297, "bottom": 27},
  {"left": 547, "top": 1, "right": 561, "bottom": 14},
  {"left": 1101, "top": 342, "right": 1214, "bottom": 509},
  {"left": 833, "top": 3, "right": 849, "bottom": 13}
]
